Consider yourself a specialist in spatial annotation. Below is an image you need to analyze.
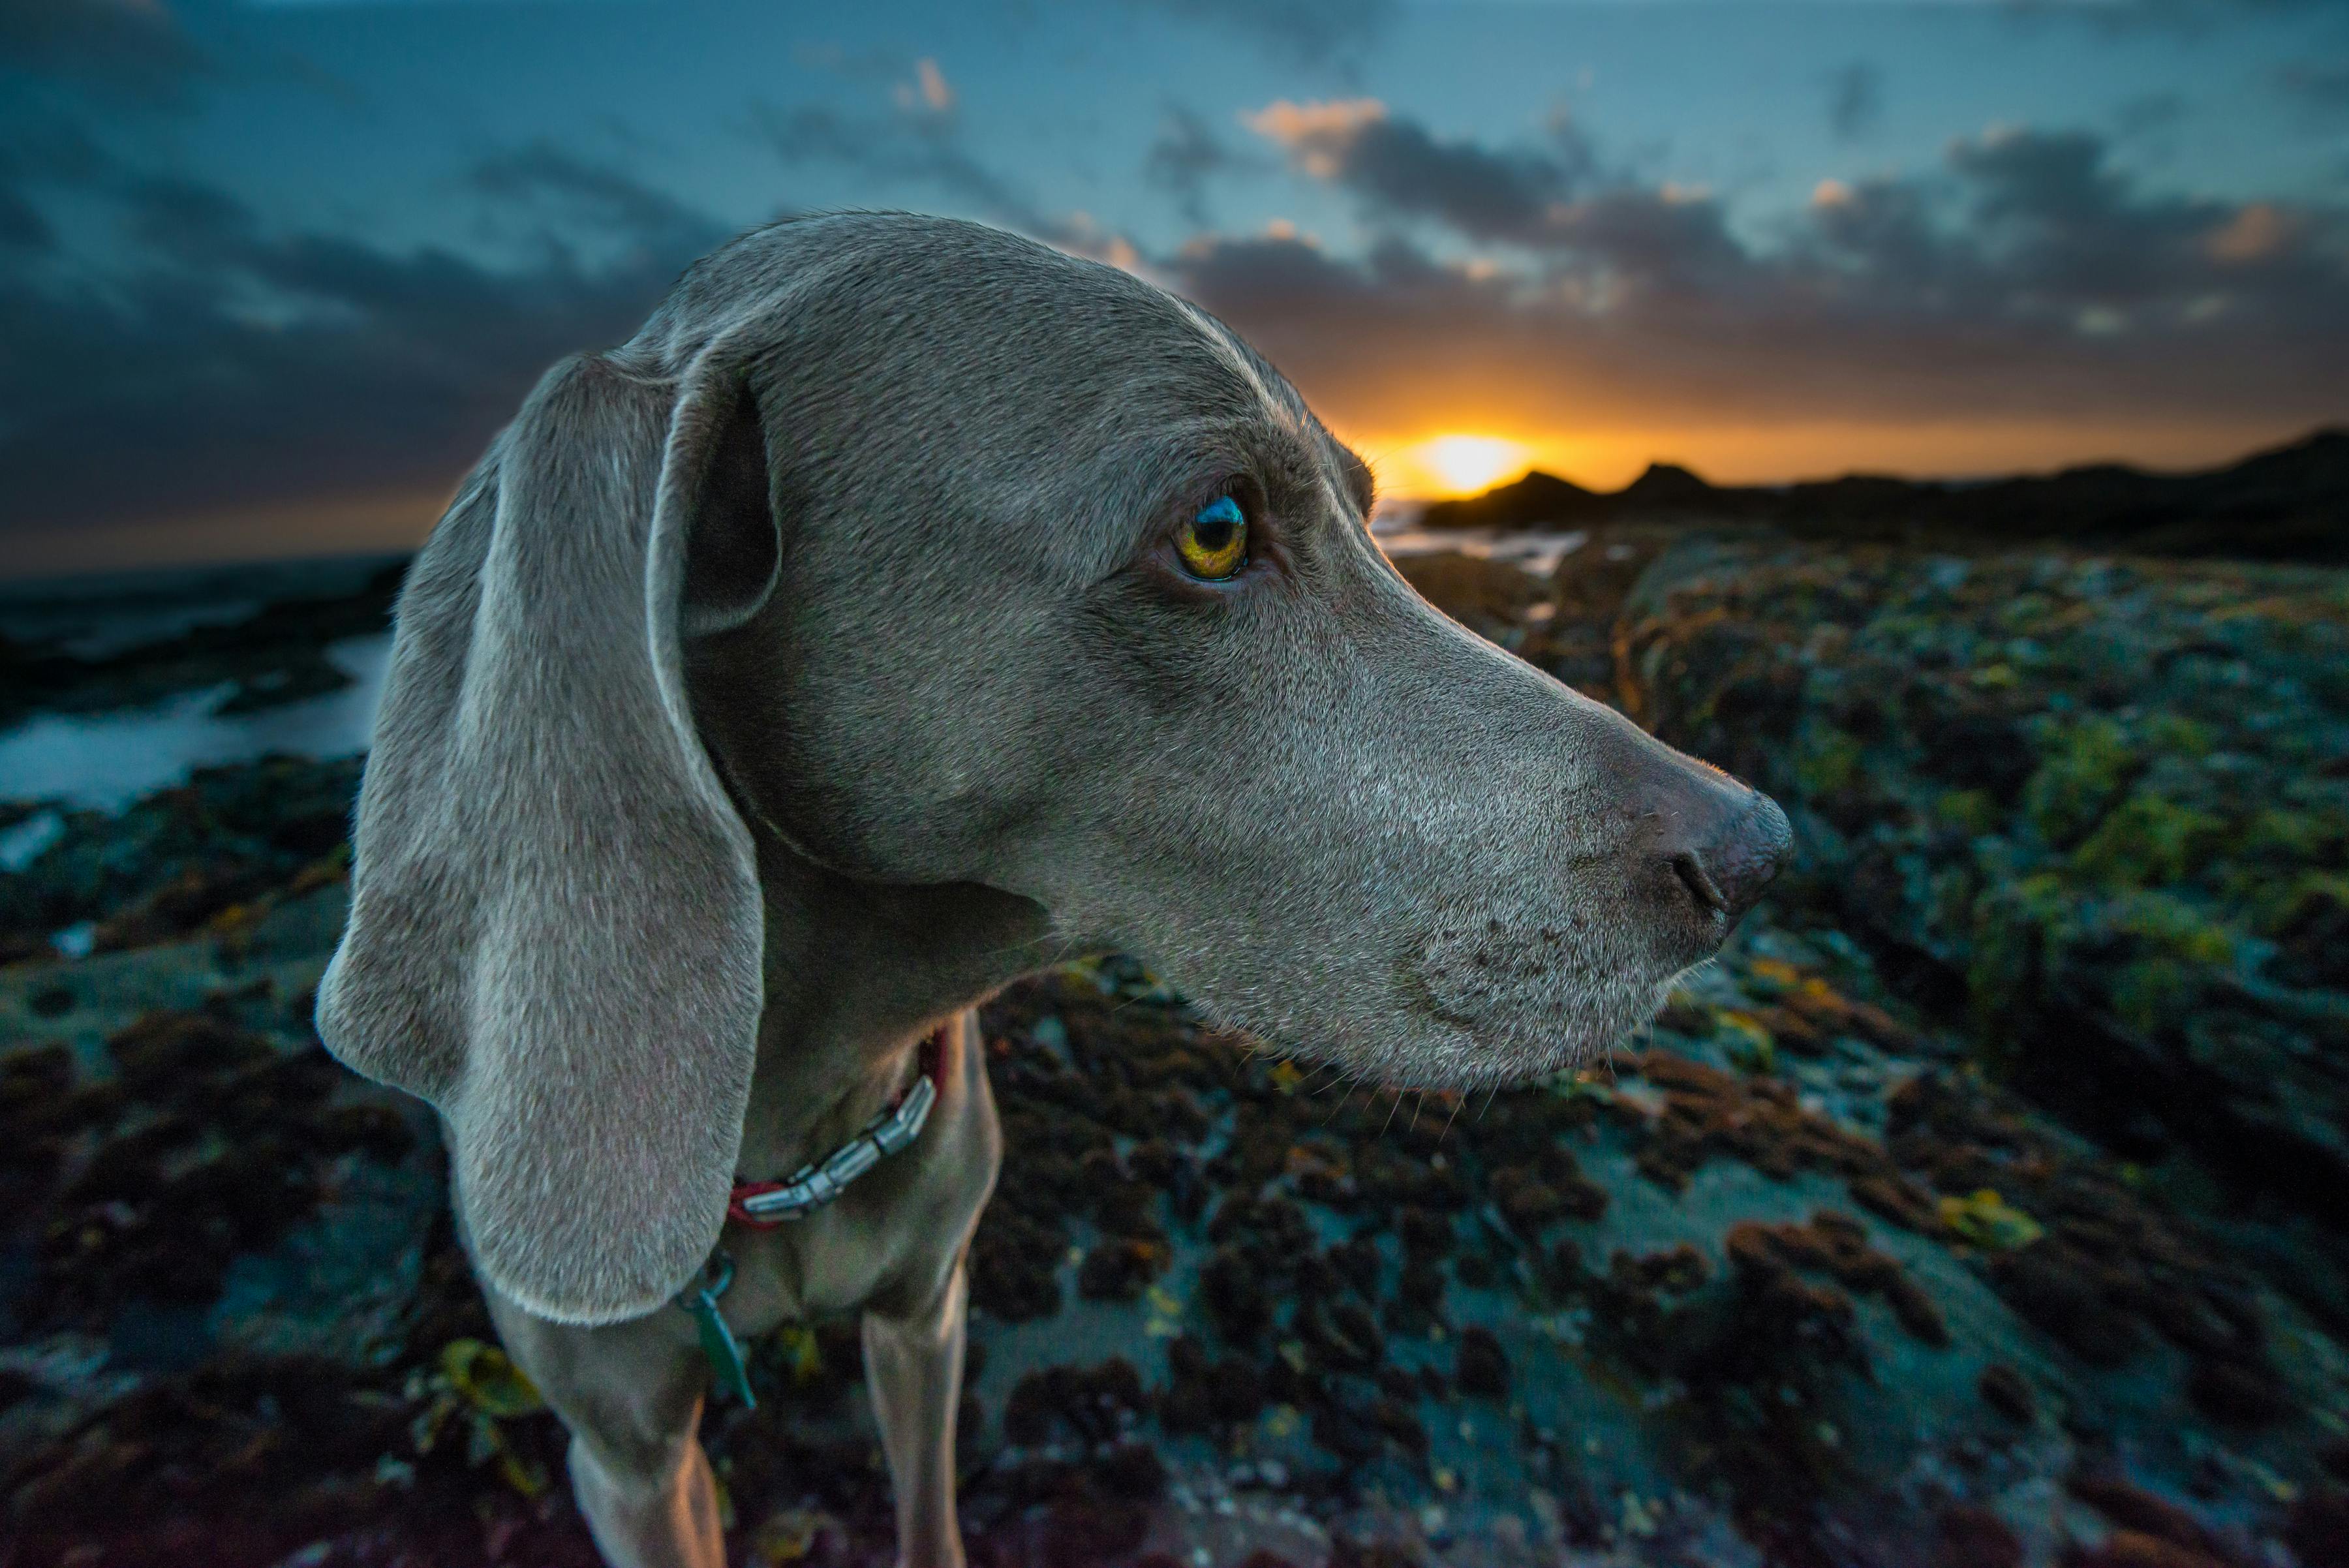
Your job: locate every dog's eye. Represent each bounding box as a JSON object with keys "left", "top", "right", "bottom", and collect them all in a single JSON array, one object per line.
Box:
[{"left": 1177, "top": 495, "right": 1248, "bottom": 580}]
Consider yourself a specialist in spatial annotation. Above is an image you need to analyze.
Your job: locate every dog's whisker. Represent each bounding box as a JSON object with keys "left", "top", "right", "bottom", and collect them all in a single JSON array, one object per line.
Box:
[
  {"left": 1438, "top": 1090, "right": 1466, "bottom": 1145},
  {"left": 1325, "top": 1071, "right": 1372, "bottom": 1130}
]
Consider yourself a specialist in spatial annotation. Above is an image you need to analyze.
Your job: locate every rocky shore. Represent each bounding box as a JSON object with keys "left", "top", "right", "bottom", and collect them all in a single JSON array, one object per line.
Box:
[{"left": 2, "top": 519, "right": 2344, "bottom": 1568}]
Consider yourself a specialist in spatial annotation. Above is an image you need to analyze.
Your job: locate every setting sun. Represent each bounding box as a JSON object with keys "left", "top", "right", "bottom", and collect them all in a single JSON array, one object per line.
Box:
[{"left": 1399, "top": 434, "right": 1530, "bottom": 497}]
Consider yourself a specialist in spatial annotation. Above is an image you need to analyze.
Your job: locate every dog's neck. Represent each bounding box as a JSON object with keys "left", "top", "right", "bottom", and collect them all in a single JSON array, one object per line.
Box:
[{"left": 728, "top": 822, "right": 1059, "bottom": 1179}]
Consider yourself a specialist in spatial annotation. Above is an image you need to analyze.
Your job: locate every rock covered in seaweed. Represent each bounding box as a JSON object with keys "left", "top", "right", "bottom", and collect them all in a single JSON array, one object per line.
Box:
[{"left": 3, "top": 534, "right": 2346, "bottom": 1566}]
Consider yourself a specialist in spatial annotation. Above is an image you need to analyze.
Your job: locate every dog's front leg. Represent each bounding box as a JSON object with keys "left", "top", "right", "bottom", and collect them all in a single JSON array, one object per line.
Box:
[
  {"left": 485, "top": 1286, "right": 724, "bottom": 1568},
  {"left": 862, "top": 1259, "right": 972, "bottom": 1568}
]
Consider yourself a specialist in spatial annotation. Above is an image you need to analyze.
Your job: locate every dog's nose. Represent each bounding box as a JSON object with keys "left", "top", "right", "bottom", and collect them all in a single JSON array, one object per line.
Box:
[
  {"left": 1591, "top": 711, "right": 1795, "bottom": 936},
  {"left": 1663, "top": 788, "right": 1791, "bottom": 927}
]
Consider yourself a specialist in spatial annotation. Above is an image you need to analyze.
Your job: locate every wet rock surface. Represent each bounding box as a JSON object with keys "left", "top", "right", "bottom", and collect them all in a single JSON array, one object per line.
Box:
[
  {"left": 1, "top": 540, "right": 2344, "bottom": 1567},
  {"left": 1612, "top": 538, "right": 2349, "bottom": 1227}
]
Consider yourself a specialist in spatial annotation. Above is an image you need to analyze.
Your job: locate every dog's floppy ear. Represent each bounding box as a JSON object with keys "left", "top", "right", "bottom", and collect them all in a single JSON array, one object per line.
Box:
[{"left": 317, "top": 346, "right": 780, "bottom": 1325}]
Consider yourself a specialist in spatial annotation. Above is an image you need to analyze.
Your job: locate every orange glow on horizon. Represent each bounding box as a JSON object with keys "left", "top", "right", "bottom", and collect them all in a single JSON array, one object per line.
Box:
[
  {"left": 1387, "top": 433, "right": 1533, "bottom": 497},
  {"left": 1353, "top": 416, "right": 2309, "bottom": 510},
  {"left": 12, "top": 416, "right": 2320, "bottom": 583}
]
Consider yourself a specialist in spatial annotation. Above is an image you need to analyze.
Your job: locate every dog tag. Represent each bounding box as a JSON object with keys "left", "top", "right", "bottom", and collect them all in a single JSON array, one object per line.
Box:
[{"left": 680, "top": 1254, "right": 756, "bottom": 1409}]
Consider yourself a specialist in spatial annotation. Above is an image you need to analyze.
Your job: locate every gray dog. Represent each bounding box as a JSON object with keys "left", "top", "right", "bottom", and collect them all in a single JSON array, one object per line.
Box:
[{"left": 316, "top": 211, "right": 1788, "bottom": 1568}]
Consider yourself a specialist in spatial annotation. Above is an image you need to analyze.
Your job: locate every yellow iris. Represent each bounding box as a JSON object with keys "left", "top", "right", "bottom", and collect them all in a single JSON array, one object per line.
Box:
[{"left": 1178, "top": 495, "right": 1248, "bottom": 580}]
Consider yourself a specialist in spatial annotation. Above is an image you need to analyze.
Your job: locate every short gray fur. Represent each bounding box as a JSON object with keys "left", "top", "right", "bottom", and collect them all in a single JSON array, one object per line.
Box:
[{"left": 315, "top": 211, "right": 1785, "bottom": 1568}]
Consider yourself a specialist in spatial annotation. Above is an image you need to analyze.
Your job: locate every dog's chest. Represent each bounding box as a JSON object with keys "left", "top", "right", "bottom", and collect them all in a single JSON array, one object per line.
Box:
[{"left": 711, "top": 1053, "right": 1000, "bottom": 1336}]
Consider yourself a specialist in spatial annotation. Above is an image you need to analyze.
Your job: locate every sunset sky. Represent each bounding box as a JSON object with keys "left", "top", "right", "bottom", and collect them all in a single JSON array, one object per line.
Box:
[{"left": 5, "top": 0, "right": 2348, "bottom": 576}]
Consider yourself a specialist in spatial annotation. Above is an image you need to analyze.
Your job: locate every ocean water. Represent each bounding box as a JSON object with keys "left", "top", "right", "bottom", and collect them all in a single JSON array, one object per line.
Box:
[
  {"left": 0, "top": 632, "right": 393, "bottom": 811},
  {"left": 1372, "top": 523, "right": 1589, "bottom": 579},
  {"left": 0, "top": 555, "right": 403, "bottom": 659}
]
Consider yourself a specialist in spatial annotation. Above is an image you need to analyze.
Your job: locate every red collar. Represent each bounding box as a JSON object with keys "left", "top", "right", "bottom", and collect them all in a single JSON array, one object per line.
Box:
[{"left": 726, "top": 1026, "right": 948, "bottom": 1227}]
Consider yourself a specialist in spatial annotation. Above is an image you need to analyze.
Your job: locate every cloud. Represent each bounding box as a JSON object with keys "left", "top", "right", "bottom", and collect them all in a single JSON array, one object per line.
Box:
[
  {"left": 1826, "top": 61, "right": 1883, "bottom": 143},
  {"left": 792, "top": 40, "right": 917, "bottom": 85},
  {"left": 0, "top": 144, "right": 733, "bottom": 542},
  {"left": 0, "top": 129, "right": 99, "bottom": 253},
  {"left": 1131, "top": 0, "right": 1395, "bottom": 72},
  {"left": 0, "top": 184, "right": 50, "bottom": 251},
  {"left": 468, "top": 141, "right": 731, "bottom": 259},
  {"left": 0, "top": 115, "right": 121, "bottom": 254},
  {"left": 747, "top": 99, "right": 1069, "bottom": 243},
  {"left": 2047, "top": 0, "right": 2341, "bottom": 27},
  {"left": 1169, "top": 114, "right": 2349, "bottom": 438},
  {"left": 1144, "top": 104, "right": 1258, "bottom": 228},
  {"left": 897, "top": 57, "right": 955, "bottom": 115},
  {"left": 1245, "top": 98, "right": 1603, "bottom": 248},
  {"left": 1922, "top": 124, "right": 2337, "bottom": 315},
  {"left": 745, "top": 59, "right": 1111, "bottom": 250},
  {"left": 791, "top": 44, "right": 963, "bottom": 122},
  {"left": 2276, "top": 59, "right": 2349, "bottom": 113},
  {"left": 1246, "top": 99, "right": 1387, "bottom": 163},
  {"left": 2112, "top": 90, "right": 2188, "bottom": 138},
  {"left": 0, "top": 0, "right": 207, "bottom": 105}
]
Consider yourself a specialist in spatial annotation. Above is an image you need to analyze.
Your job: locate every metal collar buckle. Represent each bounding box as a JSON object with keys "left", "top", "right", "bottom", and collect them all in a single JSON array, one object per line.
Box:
[{"left": 725, "top": 1027, "right": 945, "bottom": 1227}]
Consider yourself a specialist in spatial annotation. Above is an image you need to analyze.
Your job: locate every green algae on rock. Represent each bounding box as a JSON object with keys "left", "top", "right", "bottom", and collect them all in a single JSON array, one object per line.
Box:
[
  {"left": 5, "top": 538, "right": 2348, "bottom": 1567},
  {"left": 1618, "top": 542, "right": 2349, "bottom": 1211}
]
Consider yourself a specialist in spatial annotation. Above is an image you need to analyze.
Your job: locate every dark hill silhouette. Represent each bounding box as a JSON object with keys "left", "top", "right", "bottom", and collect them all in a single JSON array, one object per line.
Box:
[{"left": 1418, "top": 427, "right": 2349, "bottom": 562}]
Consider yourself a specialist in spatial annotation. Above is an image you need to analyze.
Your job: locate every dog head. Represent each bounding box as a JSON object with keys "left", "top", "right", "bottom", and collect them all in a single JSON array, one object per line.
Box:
[{"left": 318, "top": 212, "right": 1787, "bottom": 1323}]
